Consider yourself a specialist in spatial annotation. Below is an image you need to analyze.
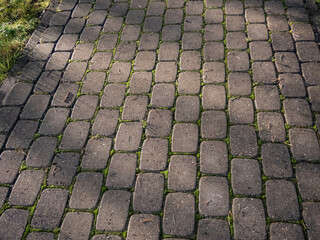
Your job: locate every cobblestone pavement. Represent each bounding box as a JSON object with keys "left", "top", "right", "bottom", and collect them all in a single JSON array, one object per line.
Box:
[{"left": 0, "top": 0, "right": 320, "bottom": 239}]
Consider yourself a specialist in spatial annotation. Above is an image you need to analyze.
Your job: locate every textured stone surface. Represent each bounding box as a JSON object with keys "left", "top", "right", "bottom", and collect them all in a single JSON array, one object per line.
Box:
[{"left": 0, "top": 209, "right": 29, "bottom": 240}]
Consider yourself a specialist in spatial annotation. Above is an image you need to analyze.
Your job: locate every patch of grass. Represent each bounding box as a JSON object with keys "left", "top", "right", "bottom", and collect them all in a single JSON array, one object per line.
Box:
[{"left": 0, "top": 0, "right": 50, "bottom": 84}]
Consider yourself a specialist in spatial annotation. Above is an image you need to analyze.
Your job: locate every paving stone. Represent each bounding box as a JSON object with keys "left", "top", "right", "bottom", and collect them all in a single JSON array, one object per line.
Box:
[
  {"left": 186, "top": 1, "right": 203, "bottom": 15},
  {"left": 230, "top": 125, "right": 258, "bottom": 157},
  {"left": 126, "top": 9, "right": 144, "bottom": 24},
  {"left": 267, "top": 15, "right": 289, "bottom": 31},
  {"left": 275, "top": 52, "right": 300, "bottom": 73},
  {"left": 271, "top": 32, "right": 295, "bottom": 52},
  {"left": 31, "top": 188, "right": 69, "bottom": 229},
  {"left": 228, "top": 73, "right": 251, "bottom": 96},
  {"left": 109, "top": 2, "right": 128, "bottom": 16},
  {"left": 197, "top": 218, "right": 230, "bottom": 240},
  {"left": 6, "top": 120, "right": 39, "bottom": 149},
  {"left": 150, "top": 83, "right": 175, "bottom": 108},
  {"left": 226, "top": 16, "right": 245, "bottom": 31},
  {"left": 303, "top": 202, "right": 320, "bottom": 240},
  {"left": 20, "top": 94, "right": 50, "bottom": 120},
  {"left": 296, "top": 42, "right": 320, "bottom": 62},
  {"left": 87, "top": 9, "right": 107, "bottom": 25},
  {"left": 270, "top": 223, "right": 304, "bottom": 240},
  {"left": 279, "top": 74, "right": 306, "bottom": 97},
  {"left": 72, "top": 95, "right": 99, "bottom": 120},
  {"left": 94, "top": 0, "right": 111, "bottom": 9},
  {"left": 199, "top": 176, "right": 229, "bottom": 217},
  {"left": 50, "top": 11, "right": 71, "bottom": 26},
  {"left": 64, "top": 18, "right": 85, "bottom": 34},
  {"left": 225, "top": 0, "right": 243, "bottom": 15},
  {"left": 147, "top": 1, "right": 165, "bottom": 15},
  {"left": 163, "top": 193, "right": 195, "bottom": 237},
  {"left": 92, "top": 236, "right": 121, "bottom": 240},
  {"left": 155, "top": 62, "right": 177, "bottom": 83},
  {"left": 0, "top": 134, "right": 5, "bottom": 150},
  {"left": 182, "top": 32, "right": 202, "bottom": 50},
  {"left": 59, "top": 212, "right": 93, "bottom": 240},
  {"left": 69, "top": 172, "right": 103, "bottom": 209},
  {"left": 140, "top": 138, "right": 168, "bottom": 171},
  {"left": 247, "top": 24, "right": 268, "bottom": 40},
  {"left": 55, "top": 34, "right": 78, "bottom": 51},
  {"left": 26, "top": 232, "right": 55, "bottom": 240},
  {"left": 261, "top": 143, "right": 292, "bottom": 178},
  {"left": 227, "top": 51, "right": 250, "bottom": 71},
  {"left": 245, "top": 0, "right": 262, "bottom": 7},
  {"left": 203, "top": 42, "right": 224, "bottom": 60},
  {"left": 31, "top": 43, "right": 54, "bottom": 61},
  {"left": 0, "top": 187, "right": 8, "bottom": 209},
  {"left": 143, "top": 16, "right": 162, "bottom": 32},
  {"left": 26, "top": 137, "right": 57, "bottom": 167},
  {"left": 122, "top": 95, "right": 148, "bottom": 121},
  {"left": 206, "top": 0, "right": 223, "bottom": 7},
  {"left": 283, "top": 99, "right": 312, "bottom": 127},
  {"left": 146, "top": 109, "right": 172, "bottom": 137},
  {"left": 46, "top": 52, "right": 71, "bottom": 70},
  {"left": 168, "top": 155, "right": 197, "bottom": 191},
  {"left": 127, "top": 214, "right": 160, "bottom": 240},
  {"left": 80, "top": 26, "right": 102, "bottom": 42},
  {"left": 0, "top": 107, "right": 20, "bottom": 134},
  {"left": 34, "top": 71, "right": 62, "bottom": 93},
  {"left": 62, "top": 62, "right": 87, "bottom": 83},
  {"left": 165, "top": 9, "right": 183, "bottom": 24},
  {"left": 0, "top": 150, "right": 24, "bottom": 184},
  {"left": 200, "top": 141, "right": 228, "bottom": 175},
  {"left": 133, "top": 173, "right": 164, "bottom": 212},
  {"left": 134, "top": 51, "right": 156, "bottom": 70},
  {"left": 72, "top": 43, "right": 94, "bottom": 60},
  {"left": 226, "top": 32, "right": 247, "bottom": 50},
  {"left": 3, "top": 82, "right": 32, "bottom": 106},
  {"left": 100, "top": 84, "right": 126, "bottom": 108},
  {"left": 266, "top": 180, "right": 300, "bottom": 221},
  {"left": 114, "top": 122, "right": 142, "bottom": 151},
  {"left": 296, "top": 163, "right": 320, "bottom": 201},
  {"left": 82, "top": 72, "right": 105, "bottom": 94},
  {"left": 128, "top": 72, "right": 152, "bottom": 94},
  {"left": 202, "top": 85, "right": 226, "bottom": 110},
  {"left": 285, "top": 0, "right": 304, "bottom": 7},
  {"left": 59, "top": 121, "right": 90, "bottom": 149},
  {"left": 245, "top": 8, "right": 265, "bottom": 23},
  {"left": 287, "top": 7, "right": 309, "bottom": 22},
  {"left": 178, "top": 72, "right": 201, "bottom": 94},
  {"left": 97, "top": 34, "right": 118, "bottom": 51},
  {"left": 254, "top": 85, "right": 281, "bottom": 111},
  {"left": 292, "top": 23, "right": 315, "bottom": 41},
  {"left": 175, "top": 96, "right": 200, "bottom": 122},
  {"left": 184, "top": 16, "right": 203, "bottom": 31},
  {"left": 161, "top": 25, "right": 181, "bottom": 41},
  {"left": 103, "top": 17, "right": 123, "bottom": 32},
  {"left": 308, "top": 86, "right": 320, "bottom": 111},
  {"left": 264, "top": 1, "right": 284, "bottom": 15},
  {"left": 205, "top": 9, "right": 223, "bottom": 23},
  {"left": 204, "top": 24, "right": 224, "bottom": 41},
  {"left": 167, "top": 0, "right": 185, "bottom": 8},
  {"left": 233, "top": 198, "right": 267, "bottom": 240},
  {"left": 172, "top": 123, "right": 198, "bottom": 153},
  {"left": 201, "top": 111, "right": 227, "bottom": 139},
  {"left": 202, "top": 62, "right": 225, "bottom": 83},
  {"left": 58, "top": 0, "right": 77, "bottom": 10},
  {"left": 139, "top": 33, "right": 159, "bottom": 50},
  {"left": 159, "top": 42, "right": 179, "bottom": 61},
  {"left": 257, "top": 112, "right": 286, "bottom": 142},
  {"left": 96, "top": 190, "right": 131, "bottom": 231},
  {"left": 39, "top": 108, "right": 69, "bottom": 135},
  {"left": 72, "top": 3, "right": 91, "bottom": 18},
  {"left": 229, "top": 97, "right": 254, "bottom": 124},
  {"left": 121, "top": 25, "right": 140, "bottom": 41},
  {"left": 41, "top": 26, "right": 63, "bottom": 42},
  {"left": 90, "top": 51, "right": 112, "bottom": 70},
  {"left": 302, "top": 62, "right": 320, "bottom": 85},
  {"left": 130, "top": 0, "right": 148, "bottom": 8},
  {"left": 249, "top": 41, "right": 272, "bottom": 60},
  {"left": 0, "top": 209, "right": 29, "bottom": 240},
  {"left": 180, "top": 51, "right": 201, "bottom": 70},
  {"left": 47, "top": 152, "right": 80, "bottom": 187},
  {"left": 252, "top": 62, "right": 277, "bottom": 84},
  {"left": 19, "top": 61, "right": 45, "bottom": 82}
]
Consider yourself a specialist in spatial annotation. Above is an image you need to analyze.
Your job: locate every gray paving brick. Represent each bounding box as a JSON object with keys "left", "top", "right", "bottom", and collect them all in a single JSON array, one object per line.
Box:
[
  {"left": 114, "top": 43, "right": 136, "bottom": 61},
  {"left": 204, "top": 42, "right": 224, "bottom": 61},
  {"left": 39, "top": 108, "right": 70, "bottom": 135},
  {"left": 46, "top": 52, "right": 71, "bottom": 71},
  {"left": 292, "top": 23, "right": 315, "bottom": 41},
  {"left": 72, "top": 43, "right": 94, "bottom": 60},
  {"left": 197, "top": 219, "right": 230, "bottom": 240},
  {"left": 59, "top": 121, "right": 90, "bottom": 150},
  {"left": 254, "top": 85, "right": 281, "bottom": 111},
  {"left": 275, "top": 52, "right": 300, "bottom": 73},
  {"left": 228, "top": 73, "right": 252, "bottom": 96},
  {"left": 184, "top": 16, "right": 203, "bottom": 31},
  {"left": 55, "top": 34, "right": 78, "bottom": 51},
  {"left": 161, "top": 25, "right": 181, "bottom": 41},
  {"left": 245, "top": 8, "right": 265, "bottom": 23},
  {"left": 72, "top": 4, "right": 91, "bottom": 18},
  {"left": 90, "top": 51, "right": 112, "bottom": 70},
  {"left": 226, "top": 32, "right": 247, "bottom": 50},
  {"left": 296, "top": 42, "right": 320, "bottom": 62},
  {"left": 147, "top": 2, "right": 165, "bottom": 15},
  {"left": 225, "top": 0, "right": 243, "bottom": 15},
  {"left": 109, "top": 2, "right": 128, "bottom": 17},
  {"left": 126, "top": 9, "right": 144, "bottom": 24},
  {"left": 26, "top": 137, "right": 57, "bottom": 167},
  {"left": 296, "top": 163, "right": 320, "bottom": 201},
  {"left": 167, "top": 0, "right": 185, "bottom": 8},
  {"left": 0, "top": 150, "right": 24, "bottom": 184},
  {"left": 64, "top": 18, "right": 85, "bottom": 34},
  {"left": 151, "top": 83, "right": 175, "bottom": 108},
  {"left": 0, "top": 134, "right": 5, "bottom": 150},
  {"left": 175, "top": 96, "right": 200, "bottom": 122},
  {"left": 229, "top": 97, "right": 254, "bottom": 124},
  {"left": 31, "top": 188, "right": 69, "bottom": 230},
  {"left": 139, "top": 33, "right": 159, "bottom": 50},
  {"left": 96, "top": 190, "right": 131, "bottom": 231},
  {"left": 163, "top": 193, "right": 195, "bottom": 237},
  {"left": 114, "top": 122, "right": 142, "bottom": 151},
  {"left": 279, "top": 74, "right": 306, "bottom": 97},
  {"left": 87, "top": 9, "right": 107, "bottom": 25},
  {"left": 247, "top": 24, "right": 268, "bottom": 40},
  {"left": 252, "top": 62, "right": 277, "bottom": 84},
  {"left": 100, "top": 84, "right": 126, "bottom": 108},
  {"left": 165, "top": 9, "right": 183, "bottom": 24},
  {"left": 0, "top": 107, "right": 20, "bottom": 134},
  {"left": 0, "top": 187, "right": 8, "bottom": 209},
  {"left": 140, "top": 138, "right": 168, "bottom": 171},
  {"left": 92, "top": 236, "right": 121, "bottom": 240},
  {"left": 159, "top": 42, "right": 179, "bottom": 61},
  {"left": 58, "top": 0, "right": 77, "bottom": 10},
  {"left": 80, "top": 26, "right": 102, "bottom": 42},
  {"left": 201, "top": 111, "right": 227, "bottom": 139},
  {"left": 172, "top": 123, "right": 198, "bottom": 153},
  {"left": 133, "top": 173, "right": 164, "bottom": 212},
  {"left": 249, "top": 41, "right": 272, "bottom": 61},
  {"left": 302, "top": 62, "right": 320, "bottom": 85},
  {"left": 41, "top": 26, "right": 63, "bottom": 42},
  {"left": 270, "top": 223, "right": 304, "bottom": 240},
  {"left": 233, "top": 198, "right": 266, "bottom": 240},
  {"left": 205, "top": 9, "right": 223, "bottom": 23},
  {"left": 3, "top": 82, "right": 32, "bottom": 106},
  {"left": 26, "top": 232, "right": 55, "bottom": 240},
  {"left": 122, "top": 95, "right": 148, "bottom": 120},
  {"left": 178, "top": 72, "right": 201, "bottom": 94},
  {"left": 50, "top": 11, "right": 71, "bottom": 26},
  {"left": 226, "top": 16, "right": 245, "bottom": 31},
  {"left": 47, "top": 152, "right": 80, "bottom": 187},
  {"left": 204, "top": 24, "right": 224, "bottom": 41},
  {"left": 62, "top": 62, "right": 87, "bottom": 83},
  {"left": 71, "top": 95, "right": 99, "bottom": 120},
  {"left": 227, "top": 51, "right": 250, "bottom": 71},
  {"left": 155, "top": 62, "right": 177, "bottom": 83},
  {"left": 199, "top": 176, "right": 229, "bottom": 217},
  {"left": 287, "top": 7, "right": 309, "bottom": 22},
  {"left": 82, "top": 72, "right": 106, "bottom": 94},
  {"left": 20, "top": 94, "right": 50, "bottom": 120},
  {"left": 271, "top": 32, "right": 295, "bottom": 52},
  {"left": 19, "top": 61, "right": 45, "bottom": 82},
  {"left": 267, "top": 15, "right": 289, "bottom": 31},
  {"left": 230, "top": 125, "right": 258, "bottom": 157},
  {"left": 6, "top": 120, "right": 39, "bottom": 149},
  {"left": 203, "top": 62, "right": 225, "bottom": 83},
  {"left": 34, "top": 71, "right": 62, "bottom": 93},
  {"left": 143, "top": 16, "right": 162, "bottom": 32},
  {"left": 134, "top": 51, "right": 156, "bottom": 71},
  {"left": 0, "top": 209, "right": 29, "bottom": 240},
  {"left": 283, "top": 99, "right": 312, "bottom": 127},
  {"left": 127, "top": 214, "right": 160, "bottom": 240},
  {"left": 257, "top": 112, "right": 286, "bottom": 142},
  {"left": 264, "top": 1, "right": 284, "bottom": 15},
  {"left": 308, "top": 86, "right": 320, "bottom": 111},
  {"left": 245, "top": 0, "right": 262, "bottom": 7},
  {"left": 146, "top": 109, "right": 172, "bottom": 137},
  {"left": 128, "top": 72, "right": 152, "bottom": 94},
  {"left": 103, "top": 17, "right": 123, "bottom": 32},
  {"left": 121, "top": 25, "right": 140, "bottom": 41},
  {"left": 182, "top": 32, "right": 202, "bottom": 50},
  {"left": 130, "top": 0, "right": 148, "bottom": 8},
  {"left": 206, "top": 0, "right": 223, "bottom": 7},
  {"left": 202, "top": 85, "right": 226, "bottom": 110},
  {"left": 97, "top": 34, "right": 118, "bottom": 51},
  {"left": 285, "top": 0, "right": 304, "bottom": 7},
  {"left": 31, "top": 43, "right": 54, "bottom": 61},
  {"left": 186, "top": 1, "right": 203, "bottom": 15},
  {"left": 303, "top": 202, "right": 320, "bottom": 240}
]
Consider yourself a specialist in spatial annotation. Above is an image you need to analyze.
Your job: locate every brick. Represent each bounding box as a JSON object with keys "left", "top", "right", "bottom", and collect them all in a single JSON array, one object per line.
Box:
[
  {"left": 41, "top": 26, "right": 63, "bottom": 42},
  {"left": 31, "top": 188, "right": 69, "bottom": 229},
  {"left": 161, "top": 25, "right": 181, "bottom": 41},
  {"left": 165, "top": 9, "right": 183, "bottom": 24},
  {"left": 204, "top": 24, "right": 224, "bottom": 41},
  {"left": 292, "top": 23, "right": 315, "bottom": 41},
  {"left": 96, "top": 190, "right": 130, "bottom": 231},
  {"left": 229, "top": 97, "right": 254, "bottom": 124},
  {"left": 9, "top": 170, "right": 44, "bottom": 206},
  {"left": 50, "top": 11, "right": 71, "bottom": 26},
  {"left": 128, "top": 72, "right": 152, "bottom": 94},
  {"left": 201, "top": 111, "right": 227, "bottom": 139},
  {"left": 0, "top": 151, "right": 24, "bottom": 184},
  {"left": 252, "top": 62, "right": 277, "bottom": 84},
  {"left": 228, "top": 73, "right": 252, "bottom": 96},
  {"left": 204, "top": 42, "right": 224, "bottom": 60},
  {"left": 264, "top": 1, "right": 284, "bottom": 15},
  {"left": 64, "top": 18, "right": 85, "bottom": 34},
  {"left": 303, "top": 202, "right": 320, "bottom": 240},
  {"left": 0, "top": 107, "right": 20, "bottom": 134},
  {"left": 225, "top": 1, "right": 243, "bottom": 15},
  {"left": 151, "top": 83, "right": 175, "bottom": 108},
  {"left": 72, "top": 43, "right": 94, "bottom": 60},
  {"left": 230, "top": 125, "right": 258, "bottom": 157},
  {"left": 140, "top": 138, "right": 168, "bottom": 171},
  {"left": 90, "top": 51, "right": 112, "bottom": 70},
  {"left": 55, "top": 34, "right": 78, "bottom": 51},
  {"left": 46, "top": 52, "right": 71, "bottom": 70},
  {"left": 226, "top": 32, "right": 247, "bottom": 50},
  {"left": 114, "top": 122, "right": 143, "bottom": 151},
  {"left": 100, "top": 84, "right": 126, "bottom": 108},
  {"left": 122, "top": 95, "right": 148, "bottom": 121},
  {"left": 247, "top": 24, "right": 268, "bottom": 40},
  {"left": 146, "top": 109, "right": 172, "bottom": 137},
  {"left": 81, "top": 138, "right": 112, "bottom": 169},
  {"left": 35, "top": 71, "right": 62, "bottom": 93},
  {"left": 199, "top": 176, "right": 229, "bottom": 217},
  {"left": 147, "top": 2, "right": 165, "bottom": 15},
  {"left": 92, "top": 236, "right": 121, "bottom": 240},
  {"left": 266, "top": 180, "right": 300, "bottom": 220},
  {"left": 226, "top": 16, "right": 245, "bottom": 31},
  {"left": 203, "top": 62, "right": 225, "bottom": 83},
  {"left": 6, "top": 120, "right": 39, "bottom": 149},
  {"left": 59, "top": 121, "right": 90, "bottom": 150},
  {"left": 178, "top": 72, "right": 201, "bottom": 94},
  {"left": 0, "top": 209, "right": 29, "bottom": 240},
  {"left": 143, "top": 17, "right": 162, "bottom": 32},
  {"left": 39, "top": 108, "right": 70, "bottom": 135},
  {"left": 130, "top": 0, "right": 148, "bottom": 8},
  {"left": 271, "top": 32, "right": 295, "bottom": 52},
  {"left": 121, "top": 25, "right": 140, "bottom": 41},
  {"left": 308, "top": 86, "right": 320, "bottom": 111},
  {"left": 182, "top": 32, "right": 202, "bottom": 50},
  {"left": 51, "top": 83, "right": 79, "bottom": 107},
  {"left": 69, "top": 172, "right": 103, "bottom": 209},
  {"left": 283, "top": 99, "right": 312, "bottom": 127},
  {"left": 167, "top": 0, "right": 185, "bottom": 8},
  {"left": 87, "top": 10, "right": 107, "bottom": 25},
  {"left": 134, "top": 51, "right": 156, "bottom": 71},
  {"left": 175, "top": 96, "right": 200, "bottom": 122},
  {"left": 72, "top": 95, "right": 99, "bottom": 120},
  {"left": 287, "top": 8, "right": 309, "bottom": 22},
  {"left": 233, "top": 198, "right": 266, "bottom": 240},
  {"left": 186, "top": 1, "right": 203, "bottom": 15},
  {"left": 58, "top": 0, "right": 77, "bottom": 10},
  {"left": 184, "top": 16, "right": 203, "bottom": 31},
  {"left": 254, "top": 85, "right": 281, "bottom": 111},
  {"left": 103, "top": 17, "right": 123, "bottom": 32},
  {"left": 180, "top": 51, "right": 201, "bottom": 70},
  {"left": 197, "top": 219, "right": 230, "bottom": 240},
  {"left": 21, "top": 95, "right": 50, "bottom": 120},
  {"left": 205, "top": 9, "right": 223, "bottom": 23},
  {"left": 31, "top": 43, "right": 54, "bottom": 61},
  {"left": 72, "top": 4, "right": 91, "bottom": 18},
  {"left": 296, "top": 42, "right": 320, "bottom": 62},
  {"left": 257, "top": 112, "right": 286, "bottom": 142},
  {"left": 26, "top": 137, "right": 57, "bottom": 167},
  {"left": 249, "top": 41, "right": 272, "bottom": 61},
  {"left": 155, "top": 62, "right": 177, "bottom": 83},
  {"left": 206, "top": 0, "right": 223, "bottom": 7},
  {"left": 126, "top": 9, "right": 144, "bottom": 24},
  {"left": 270, "top": 223, "right": 304, "bottom": 240},
  {"left": 139, "top": 33, "right": 159, "bottom": 50},
  {"left": 47, "top": 152, "right": 80, "bottom": 187},
  {"left": 127, "top": 214, "right": 160, "bottom": 240},
  {"left": 159, "top": 42, "right": 179, "bottom": 61},
  {"left": 227, "top": 51, "right": 250, "bottom": 71},
  {"left": 302, "top": 62, "right": 320, "bottom": 85},
  {"left": 26, "top": 232, "right": 55, "bottom": 240},
  {"left": 3, "top": 82, "right": 32, "bottom": 106},
  {"left": 80, "top": 26, "right": 102, "bottom": 42},
  {"left": 62, "top": 62, "right": 87, "bottom": 83},
  {"left": 172, "top": 123, "right": 198, "bottom": 153},
  {"left": 285, "top": 0, "right": 304, "bottom": 7},
  {"left": 245, "top": 0, "right": 262, "bottom": 7},
  {"left": 202, "top": 85, "right": 226, "bottom": 110},
  {"left": 109, "top": 3, "right": 128, "bottom": 17},
  {"left": 275, "top": 52, "right": 300, "bottom": 73},
  {"left": 0, "top": 135, "right": 5, "bottom": 150},
  {"left": 19, "top": 61, "right": 45, "bottom": 82},
  {"left": 296, "top": 163, "right": 320, "bottom": 201},
  {"left": 245, "top": 8, "right": 265, "bottom": 23},
  {"left": 279, "top": 74, "right": 306, "bottom": 97},
  {"left": 82, "top": 72, "right": 105, "bottom": 94},
  {"left": 97, "top": 34, "right": 117, "bottom": 51},
  {"left": 163, "top": 193, "right": 195, "bottom": 237},
  {"left": 0, "top": 187, "right": 8, "bottom": 209},
  {"left": 267, "top": 15, "right": 289, "bottom": 31}
]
